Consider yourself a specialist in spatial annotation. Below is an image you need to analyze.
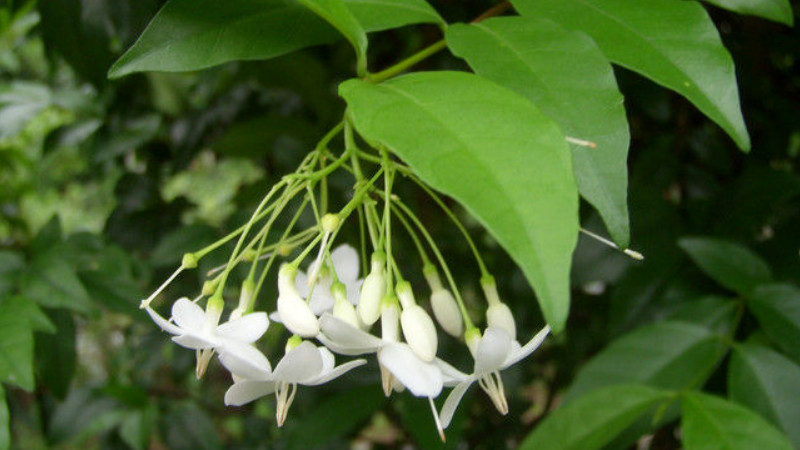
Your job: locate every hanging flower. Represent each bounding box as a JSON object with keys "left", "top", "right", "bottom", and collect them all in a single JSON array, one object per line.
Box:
[
  {"left": 438, "top": 325, "right": 551, "bottom": 429},
  {"left": 222, "top": 340, "right": 366, "bottom": 426}
]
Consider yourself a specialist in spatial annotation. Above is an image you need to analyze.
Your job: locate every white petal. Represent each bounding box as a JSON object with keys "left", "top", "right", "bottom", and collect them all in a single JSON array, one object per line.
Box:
[
  {"left": 309, "top": 289, "right": 335, "bottom": 315},
  {"left": 277, "top": 291, "right": 320, "bottom": 337},
  {"left": 295, "top": 270, "right": 310, "bottom": 297},
  {"left": 317, "top": 346, "right": 335, "bottom": 374},
  {"left": 440, "top": 380, "right": 473, "bottom": 429},
  {"left": 346, "top": 279, "right": 363, "bottom": 305},
  {"left": 486, "top": 302, "right": 517, "bottom": 341},
  {"left": 331, "top": 244, "right": 360, "bottom": 283},
  {"left": 224, "top": 380, "right": 277, "bottom": 406},
  {"left": 318, "top": 313, "right": 383, "bottom": 354},
  {"left": 218, "top": 343, "right": 272, "bottom": 380},
  {"left": 269, "top": 311, "right": 282, "bottom": 323},
  {"left": 171, "top": 298, "right": 206, "bottom": 333},
  {"left": 217, "top": 312, "right": 269, "bottom": 343},
  {"left": 474, "top": 327, "right": 513, "bottom": 375},
  {"left": 145, "top": 306, "right": 182, "bottom": 335},
  {"left": 434, "top": 359, "right": 470, "bottom": 387},
  {"left": 503, "top": 324, "right": 551, "bottom": 369},
  {"left": 272, "top": 341, "right": 323, "bottom": 383},
  {"left": 400, "top": 305, "right": 438, "bottom": 362},
  {"left": 378, "top": 343, "right": 443, "bottom": 398},
  {"left": 172, "top": 333, "right": 216, "bottom": 349},
  {"left": 306, "top": 358, "right": 367, "bottom": 386}
]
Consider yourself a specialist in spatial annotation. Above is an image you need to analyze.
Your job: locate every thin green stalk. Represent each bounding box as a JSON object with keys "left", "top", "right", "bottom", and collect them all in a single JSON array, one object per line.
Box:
[
  {"left": 390, "top": 202, "right": 430, "bottom": 266},
  {"left": 368, "top": 40, "right": 447, "bottom": 83}
]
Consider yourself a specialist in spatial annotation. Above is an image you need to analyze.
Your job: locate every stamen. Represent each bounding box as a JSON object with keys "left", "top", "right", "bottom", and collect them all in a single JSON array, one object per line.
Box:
[
  {"left": 140, "top": 266, "right": 184, "bottom": 308},
  {"left": 428, "top": 397, "right": 446, "bottom": 442},
  {"left": 195, "top": 349, "right": 214, "bottom": 379},
  {"left": 566, "top": 136, "right": 597, "bottom": 148},
  {"left": 276, "top": 382, "right": 298, "bottom": 427},
  {"left": 478, "top": 372, "right": 509, "bottom": 415},
  {"left": 580, "top": 228, "right": 644, "bottom": 261}
]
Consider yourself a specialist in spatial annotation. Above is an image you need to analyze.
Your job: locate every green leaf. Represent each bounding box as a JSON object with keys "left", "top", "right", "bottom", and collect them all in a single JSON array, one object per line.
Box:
[
  {"left": 681, "top": 392, "right": 793, "bottom": 450},
  {"left": 13, "top": 296, "right": 56, "bottom": 334},
  {"left": 728, "top": 343, "right": 800, "bottom": 447},
  {"left": 164, "top": 402, "right": 222, "bottom": 450},
  {"left": 446, "top": 17, "right": 631, "bottom": 247},
  {"left": 119, "top": 404, "right": 157, "bottom": 450},
  {"left": 665, "top": 296, "right": 739, "bottom": 336},
  {"left": 285, "top": 386, "right": 385, "bottom": 450},
  {"left": 566, "top": 321, "right": 729, "bottom": 401},
  {"left": 0, "top": 297, "right": 35, "bottom": 391},
  {"left": 701, "top": 0, "right": 793, "bottom": 26},
  {"left": 679, "top": 237, "right": 771, "bottom": 294},
  {"left": 519, "top": 384, "right": 669, "bottom": 450},
  {"left": 296, "top": 0, "right": 368, "bottom": 75},
  {"left": 340, "top": 72, "right": 579, "bottom": 332},
  {"left": 0, "top": 251, "right": 24, "bottom": 297},
  {"left": 747, "top": 284, "right": 800, "bottom": 363},
  {"left": 48, "top": 387, "right": 126, "bottom": 445},
  {"left": 109, "top": 0, "right": 441, "bottom": 78},
  {"left": 0, "top": 384, "right": 9, "bottom": 450},
  {"left": 511, "top": 0, "right": 750, "bottom": 151},
  {"left": 19, "top": 251, "right": 94, "bottom": 313},
  {"left": 35, "top": 309, "right": 76, "bottom": 400}
]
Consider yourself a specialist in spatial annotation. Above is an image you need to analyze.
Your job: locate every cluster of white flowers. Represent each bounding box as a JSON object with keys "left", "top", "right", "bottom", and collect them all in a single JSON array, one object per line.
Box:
[{"left": 139, "top": 130, "right": 552, "bottom": 440}]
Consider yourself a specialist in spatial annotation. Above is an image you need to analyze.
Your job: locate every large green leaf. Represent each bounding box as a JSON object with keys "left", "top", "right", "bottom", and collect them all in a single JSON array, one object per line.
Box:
[
  {"left": 681, "top": 392, "right": 793, "bottom": 450},
  {"left": 679, "top": 237, "right": 771, "bottom": 295},
  {"left": 0, "top": 297, "right": 35, "bottom": 391},
  {"left": 446, "top": 17, "right": 630, "bottom": 247},
  {"left": 340, "top": 72, "right": 579, "bottom": 332},
  {"left": 747, "top": 284, "right": 800, "bottom": 363},
  {"left": 728, "top": 342, "right": 800, "bottom": 447},
  {"left": 511, "top": 0, "right": 750, "bottom": 151},
  {"left": 566, "top": 321, "right": 729, "bottom": 401},
  {"left": 296, "top": 0, "right": 367, "bottom": 75},
  {"left": 702, "top": 0, "right": 793, "bottom": 26},
  {"left": 108, "top": 0, "right": 442, "bottom": 78},
  {"left": 19, "top": 251, "right": 94, "bottom": 313},
  {"left": 519, "top": 384, "right": 669, "bottom": 450}
]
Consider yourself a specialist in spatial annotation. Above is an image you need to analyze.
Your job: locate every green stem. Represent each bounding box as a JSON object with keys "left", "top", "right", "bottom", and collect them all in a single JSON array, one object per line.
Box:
[
  {"left": 390, "top": 202, "right": 430, "bottom": 266},
  {"left": 368, "top": 40, "right": 447, "bottom": 83}
]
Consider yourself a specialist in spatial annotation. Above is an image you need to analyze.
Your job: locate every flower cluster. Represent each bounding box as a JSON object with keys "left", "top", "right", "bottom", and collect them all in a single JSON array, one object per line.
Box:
[{"left": 140, "top": 122, "right": 553, "bottom": 440}]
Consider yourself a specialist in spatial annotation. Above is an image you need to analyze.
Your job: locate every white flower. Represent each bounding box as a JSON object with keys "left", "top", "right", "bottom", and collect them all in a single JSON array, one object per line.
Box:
[
  {"left": 222, "top": 341, "right": 366, "bottom": 426},
  {"left": 277, "top": 264, "right": 320, "bottom": 337},
  {"left": 145, "top": 297, "right": 269, "bottom": 377},
  {"left": 439, "top": 325, "right": 551, "bottom": 429},
  {"left": 423, "top": 266, "right": 463, "bottom": 338},
  {"left": 357, "top": 253, "right": 387, "bottom": 326}
]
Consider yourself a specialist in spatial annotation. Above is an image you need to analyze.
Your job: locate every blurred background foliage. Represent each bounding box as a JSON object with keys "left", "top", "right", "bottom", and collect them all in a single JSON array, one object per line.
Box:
[{"left": 0, "top": 0, "right": 798, "bottom": 448}]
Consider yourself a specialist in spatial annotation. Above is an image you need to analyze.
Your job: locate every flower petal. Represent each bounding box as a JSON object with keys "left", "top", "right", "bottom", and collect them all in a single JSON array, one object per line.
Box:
[
  {"left": 434, "top": 359, "right": 470, "bottom": 387},
  {"left": 145, "top": 306, "right": 182, "bottom": 335},
  {"left": 294, "top": 269, "right": 310, "bottom": 297},
  {"left": 224, "top": 380, "right": 277, "bottom": 406},
  {"left": 331, "top": 244, "right": 360, "bottom": 283},
  {"left": 318, "top": 313, "right": 383, "bottom": 355},
  {"left": 217, "top": 312, "right": 269, "bottom": 343},
  {"left": 474, "top": 327, "right": 513, "bottom": 375},
  {"left": 172, "top": 297, "right": 206, "bottom": 332},
  {"left": 218, "top": 343, "right": 272, "bottom": 380},
  {"left": 172, "top": 333, "right": 216, "bottom": 349},
  {"left": 272, "top": 341, "right": 323, "bottom": 383},
  {"left": 277, "top": 291, "right": 320, "bottom": 337},
  {"left": 440, "top": 380, "right": 473, "bottom": 429},
  {"left": 306, "top": 358, "right": 367, "bottom": 386},
  {"left": 378, "top": 343, "right": 443, "bottom": 398},
  {"left": 346, "top": 279, "right": 363, "bottom": 305},
  {"left": 309, "top": 289, "right": 335, "bottom": 315},
  {"left": 503, "top": 324, "right": 551, "bottom": 369}
]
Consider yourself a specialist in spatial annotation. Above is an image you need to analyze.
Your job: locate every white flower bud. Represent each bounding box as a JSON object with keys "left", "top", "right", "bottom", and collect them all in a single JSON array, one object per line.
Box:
[
  {"left": 331, "top": 282, "right": 359, "bottom": 328},
  {"left": 277, "top": 264, "right": 320, "bottom": 337},
  {"left": 401, "top": 304, "right": 438, "bottom": 362},
  {"left": 357, "top": 253, "right": 386, "bottom": 326},
  {"left": 431, "top": 288, "right": 463, "bottom": 337},
  {"left": 486, "top": 302, "right": 516, "bottom": 341},
  {"left": 381, "top": 300, "right": 400, "bottom": 343}
]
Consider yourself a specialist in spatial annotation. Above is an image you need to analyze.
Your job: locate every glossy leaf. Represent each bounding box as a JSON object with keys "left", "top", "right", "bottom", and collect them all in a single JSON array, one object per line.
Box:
[
  {"left": 681, "top": 391, "right": 793, "bottom": 450},
  {"left": 341, "top": 72, "right": 579, "bottom": 332},
  {"left": 728, "top": 342, "right": 800, "bottom": 447},
  {"left": 519, "top": 384, "right": 669, "bottom": 450},
  {"left": 566, "top": 321, "right": 729, "bottom": 401},
  {"left": 702, "top": 0, "right": 793, "bottom": 25},
  {"left": 679, "top": 237, "right": 771, "bottom": 294},
  {"left": 109, "top": 0, "right": 442, "bottom": 77},
  {"left": 296, "top": 0, "right": 367, "bottom": 74},
  {"left": 512, "top": 0, "right": 751, "bottom": 151},
  {"left": 0, "top": 297, "right": 35, "bottom": 391},
  {"left": 747, "top": 284, "right": 800, "bottom": 363},
  {"left": 446, "top": 17, "right": 630, "bottom": 247}
]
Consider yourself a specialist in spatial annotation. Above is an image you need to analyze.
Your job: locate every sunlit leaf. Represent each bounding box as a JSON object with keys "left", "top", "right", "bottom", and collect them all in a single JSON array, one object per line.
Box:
[
  {"left": 341, "top": 71, "right": 579, "bottom": 332},
  {"left": 296, "top": 0, "right": 367, "bottom": 74},
  {"left": 701, "top": 0, "right": 793, "bottom": 25}
]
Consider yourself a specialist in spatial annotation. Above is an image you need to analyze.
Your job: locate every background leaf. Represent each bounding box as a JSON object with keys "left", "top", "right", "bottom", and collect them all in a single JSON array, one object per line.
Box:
[
  {"left": 679, "top": 237, "right": 771, "bottom": 295},
  {"left": 446, "top": 17, "right": 631, "bottom": 247},
  {"left": 0, "top": 385, "right": 8, "bottom": 450},
  {"left": 519, "top": 384, "right": 669, "bottom": 450},
  {"left": 747, "top": 284, "right": 800, "bottom": 363},
  {"left": 681, "top": 391, "right": 793, "bottom": 450},
  {"left": 566, "top": 321, "right": 730, "bottom": 401},
  {"left": 35, "top": 310, "right": 77, "bottom": 400},
  {"left": 296, "top": 0, "right": 368, "bottom": 75},
  {"left": 0, "top": 296, "right": 35, "bottom": 391},
  {"left": 728, "top": 342, "right": 800, "bottom": 447},
  {"left": 20, "top": 251, "right": 94, "bottom": 313},
  {"left": 511, "top": 0, "right": 751, "bottom": 150},
  {"left": 341, "top": 72, "right": 579, "bottom": 332},
  {"left": 701, "top": 0, "right": 794, "bottom": 25}
]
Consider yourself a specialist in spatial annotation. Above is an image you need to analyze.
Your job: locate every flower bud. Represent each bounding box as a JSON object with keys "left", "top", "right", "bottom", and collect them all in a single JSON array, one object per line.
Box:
[
  {"left": 465, "top": 327, "right": 482, "bottom": 357},
  {"left": 277, "top": 264, "right": 319, "bottom": 337},
  {"left": 357, "top": 253, "right": 386, "bottom": 326},
  {"left": 331, "top": 282, "right": 359, "bottom": 328},
  {"left": 181, "top": 253, "right": 198, "bottom": 269},
  {"left": 431, "top": 288, "right": 463, "bottom": 338},
  {"left": 401, "top": 305, "right": 438, "bottom": 362},
  {"left": 486, "top": 302, "right": 516, "bottom": 341},
  {"left": 381, "top": 299, "right": 400, "bottom": 343}
]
